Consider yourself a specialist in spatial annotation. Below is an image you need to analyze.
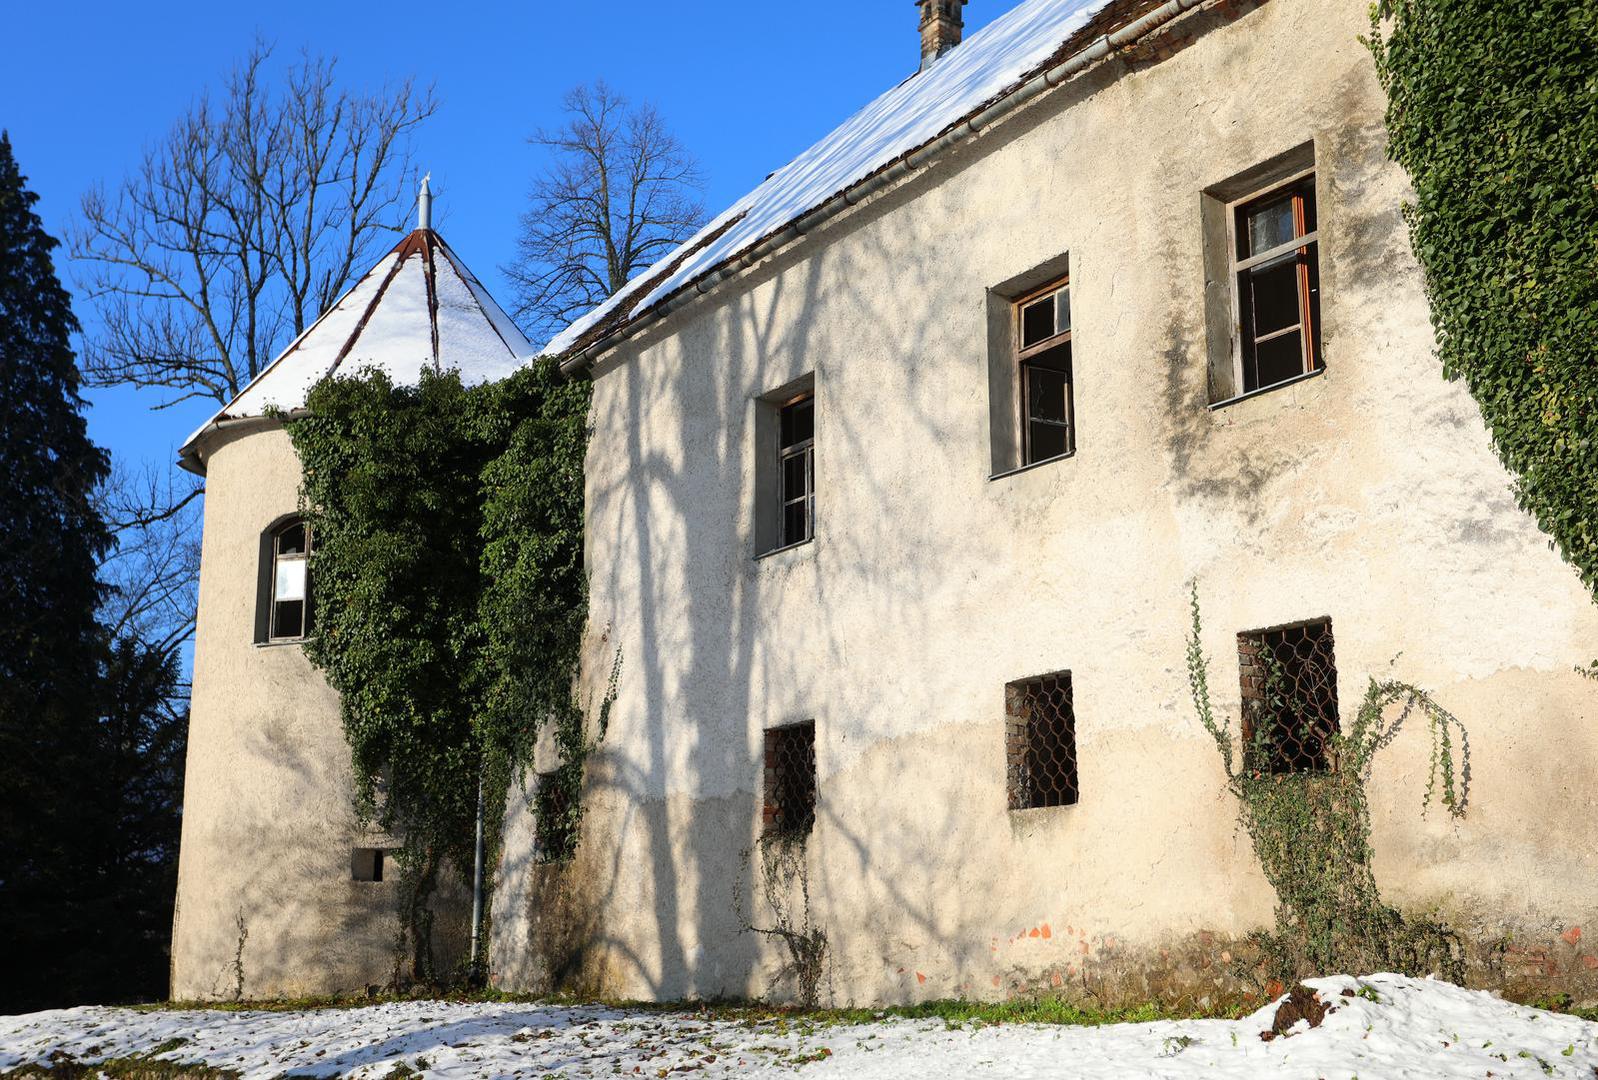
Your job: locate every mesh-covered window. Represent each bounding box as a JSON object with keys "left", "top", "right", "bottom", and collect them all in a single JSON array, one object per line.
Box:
[
  {"left": 534, "top": 769, "right": 577, "bottom": 864},
  {"left": 1238, "top": 619, "right": 1340, "bottom": 773},
  {"left": 763, "top": 721, "right": 816, "bottom": 838},
  {"left": 1005, "top": 673, "right": 1079, "bottom": 810}
]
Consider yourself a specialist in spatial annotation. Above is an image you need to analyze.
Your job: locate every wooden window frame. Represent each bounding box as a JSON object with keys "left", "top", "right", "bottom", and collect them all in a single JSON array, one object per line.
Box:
[
  {"left": 1013, "top": 276, "right": 1075, "bottom": 466},
  {"left": 268, "top": 519, "right": 313, "bottom": 643},
  {"left": 776, "top": 392, "right": 815, "bottom": 549},
  {"left": 1228, "top": 169, "right": 1321, "bottom": 396}
]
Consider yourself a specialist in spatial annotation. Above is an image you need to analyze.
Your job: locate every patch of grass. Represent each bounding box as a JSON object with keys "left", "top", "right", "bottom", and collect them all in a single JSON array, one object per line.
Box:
[
  {"left": 133, "top": 987, "right": 1257, "bottom": 1028},
  {"left": 1511, "top": 993, "right": 1598, "bottom": 1024},
  {"left": 2, "top": 1051, "right": 241, "bottom": 1079}
]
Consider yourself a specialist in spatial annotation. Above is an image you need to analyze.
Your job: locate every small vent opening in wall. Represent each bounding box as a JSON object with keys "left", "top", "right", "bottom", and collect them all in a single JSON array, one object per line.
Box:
[{"left": 351, "top": 847, "right": 387, "bottom": 882}]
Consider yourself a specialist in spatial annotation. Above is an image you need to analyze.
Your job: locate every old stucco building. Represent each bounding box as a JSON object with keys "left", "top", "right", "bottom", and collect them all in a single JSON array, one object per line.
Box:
[{"left": 174, "top": 0, "right": 1598, "bottom": 1005}]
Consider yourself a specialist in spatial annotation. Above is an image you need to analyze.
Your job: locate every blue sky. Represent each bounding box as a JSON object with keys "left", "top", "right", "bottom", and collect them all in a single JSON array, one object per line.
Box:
[{"left": 3, "top": 0, "right": 1015, "bottom": 476}]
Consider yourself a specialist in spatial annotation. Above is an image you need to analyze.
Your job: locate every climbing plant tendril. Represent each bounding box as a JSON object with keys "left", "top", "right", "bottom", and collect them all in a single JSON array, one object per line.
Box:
[
  {"left": 1367, "top": 0, "right": 1598, "bottom": 601},
  {"left": 1186, "top": 586, "right": 1470, "bottom": 985},
  {"left": 286, "top": 360, "right": 604, "bottom": 984}
]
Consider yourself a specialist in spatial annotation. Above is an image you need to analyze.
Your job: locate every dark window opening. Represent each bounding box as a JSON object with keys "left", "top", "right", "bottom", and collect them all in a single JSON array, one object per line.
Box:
[
  {"left": 1005, "top": 672, "right": 1078, "bottom": 810},
  {"left": 763, "top": 721, "right": 816, "bottom": 839},
  {"left": 351, "top": 847, "right": 387, "bottom": 882},
  {"left": 534, "top": 769, "right": 577, "bottom": 864},
  {"left": 778, "top": 395, "right": 815, "bottom": 548},
  {"left": 1015, "top": 279, "right": 1075, "bottom": 465},
  {"left": 269, "top": 519, "right": 313, "bottom": 641},
  {"left": 1235, "top": 176, "right": 1320, "bottom": 394},
  {"left": 1237, "top": 618, "right": 1340, "bottom": 774}
]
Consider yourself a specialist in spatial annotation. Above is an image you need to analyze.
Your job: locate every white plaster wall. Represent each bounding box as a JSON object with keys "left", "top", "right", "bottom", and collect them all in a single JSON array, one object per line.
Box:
[
  {"left": 172, "top": 426, "right": 405, "bottom": 999},
  {"left": 492, "top": 0, "right": 1598, "bottom": 1004}
]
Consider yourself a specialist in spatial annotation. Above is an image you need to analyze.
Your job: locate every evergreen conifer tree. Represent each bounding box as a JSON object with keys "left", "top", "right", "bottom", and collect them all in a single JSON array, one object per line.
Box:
[{"left": 0, "top": 131, "right": 118, "bottom": 1012}]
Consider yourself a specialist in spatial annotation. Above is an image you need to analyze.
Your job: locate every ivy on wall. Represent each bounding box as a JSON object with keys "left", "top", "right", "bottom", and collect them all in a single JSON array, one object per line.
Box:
[
  {"left": 286, "top": 359, "right": 598, "bottom": 983},
  {"left": 1185, "top": 587, "right": 1468, "bottom": 984},
  {"left": 1368, "top": 0, "right": 1598, "bottom": 600}
]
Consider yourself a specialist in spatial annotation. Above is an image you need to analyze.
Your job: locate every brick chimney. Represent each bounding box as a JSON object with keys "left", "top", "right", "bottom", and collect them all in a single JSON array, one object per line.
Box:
[{"left": 917, "top": 0, "right": 968, "bottom": 71}]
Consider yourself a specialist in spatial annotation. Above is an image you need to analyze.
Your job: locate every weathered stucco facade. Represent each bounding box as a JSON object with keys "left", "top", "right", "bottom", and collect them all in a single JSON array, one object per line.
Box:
[
  {"left": 173, "top": 425, "right": 398, "bottom": 999},
  {"left": 490, "top": 0, "right": 1598, "bottom": 1005},
  {"left": 174, "top": 0, "right": 1597, "bottom": 1007}
]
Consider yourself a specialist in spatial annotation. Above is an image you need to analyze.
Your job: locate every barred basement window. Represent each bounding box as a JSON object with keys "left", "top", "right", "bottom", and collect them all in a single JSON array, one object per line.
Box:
[
  {"left": 1014, "top": 277, "right": 1074, "bottom": 465},
  {"left": 1237, "top": 618, "right": 1340, "bottom": 774},
  {"left": 534, "top": 769, "right": 577, "bottom": 864},
  {"left": 351, "top": 847, "right": 388, "bottom": 882},
  {"left": 1005, "top": 672, "right": 1078, "bottom": 810},
  {"left": 763, "top": 721, "right": 816, "bottom": 838}
]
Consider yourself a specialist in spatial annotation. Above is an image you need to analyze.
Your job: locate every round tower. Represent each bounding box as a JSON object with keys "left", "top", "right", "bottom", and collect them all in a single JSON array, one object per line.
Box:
[{"left": 171, "top": 191, "right": 533, "bottom": 999}]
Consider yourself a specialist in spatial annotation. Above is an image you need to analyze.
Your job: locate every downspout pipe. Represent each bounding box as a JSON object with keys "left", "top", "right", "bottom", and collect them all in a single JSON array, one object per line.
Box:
[
  {"left": 561, "top": 0, "right": 1205, "bottom": 375},
  {"left": 469, "top": 771, "right": 486, "bottom": 978}
]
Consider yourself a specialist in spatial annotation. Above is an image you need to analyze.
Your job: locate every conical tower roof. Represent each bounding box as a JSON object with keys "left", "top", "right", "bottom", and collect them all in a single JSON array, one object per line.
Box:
[{"left": 179, "top": 218, "right": 532, "bottom": 473}]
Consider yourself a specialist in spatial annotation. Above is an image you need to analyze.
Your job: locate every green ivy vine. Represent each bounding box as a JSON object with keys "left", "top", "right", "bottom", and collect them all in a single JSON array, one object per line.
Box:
[
  {"left": 1367, "top": 0, "right": 1598, "bottom": 600},
  {"left": 286, "top": 359, "right": 600, "bottom": 984},
  {"left": 1186, "top": 586, "right": 1469, "bottom": 984}
]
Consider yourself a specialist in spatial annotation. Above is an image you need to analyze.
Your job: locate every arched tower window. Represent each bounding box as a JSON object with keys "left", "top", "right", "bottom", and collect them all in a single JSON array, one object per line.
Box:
[{"left": 256, "top": 518, "right": 313, "bottom": 643}]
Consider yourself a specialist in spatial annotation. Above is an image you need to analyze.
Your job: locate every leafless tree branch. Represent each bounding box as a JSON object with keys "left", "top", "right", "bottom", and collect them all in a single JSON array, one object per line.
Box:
[
  {"left": 71, "top": 38, "right": 438, "bottom": 407},
  {"left": 504, "top": 81, "right": 706, "bottom": 347}
]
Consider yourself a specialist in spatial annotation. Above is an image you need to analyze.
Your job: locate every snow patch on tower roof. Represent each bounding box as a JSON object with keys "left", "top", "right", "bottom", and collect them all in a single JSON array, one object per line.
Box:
[{"left": 180, "top": 229, "right": 532, "bottom": 468}]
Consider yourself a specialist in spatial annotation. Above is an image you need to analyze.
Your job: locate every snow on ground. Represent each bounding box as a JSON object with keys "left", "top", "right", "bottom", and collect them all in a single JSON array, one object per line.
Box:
[{"left": 2, "top": 974, "right": 1595, "bottom": 1079}]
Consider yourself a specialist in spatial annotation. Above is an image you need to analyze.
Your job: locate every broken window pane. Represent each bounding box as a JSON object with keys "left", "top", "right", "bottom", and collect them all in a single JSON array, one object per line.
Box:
[
  {"left": 277, "top": 523, "right": 306, "bottom": 556},
  {"left": 1022, "top": 297, "right": 1056, "bottom": 348},
  {"left": 780, "top": 397, "right": 813, "bottom": 448},
  {"left": 1248, "top": 258, "right": 1302, "bottom": 338},
  {"left": 273, "top": 599, "right": 305, "bottom": 640},
  {"left": 1250, "top": 332, "right": 1306, "bottom": 391}
]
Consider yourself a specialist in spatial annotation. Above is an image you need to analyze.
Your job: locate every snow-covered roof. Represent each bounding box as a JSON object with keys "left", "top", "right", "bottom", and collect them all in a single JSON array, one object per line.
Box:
[
  {"left": 179, "top": 227, "right": 532, "bottom": 471},
  {"left": 543, "top": 0, "right": 1135, "bottom": 360}
]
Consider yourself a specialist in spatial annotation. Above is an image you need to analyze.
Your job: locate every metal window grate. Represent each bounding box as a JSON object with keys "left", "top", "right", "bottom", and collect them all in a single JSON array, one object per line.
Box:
[
  {"left": 1006, "top": 673, "right": 1078, "bottom": 810},
  {"left": 1238, "top": 618, "right": 1340, "bottom": 773},
  {"left": 763, "top": 721, "right": 816, "bottom": 838}
]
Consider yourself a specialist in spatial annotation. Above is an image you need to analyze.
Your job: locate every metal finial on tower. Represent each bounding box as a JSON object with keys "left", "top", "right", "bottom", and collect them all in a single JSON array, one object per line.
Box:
[{"left": 418, "top": 173, "right": 432, "bottom": 230}]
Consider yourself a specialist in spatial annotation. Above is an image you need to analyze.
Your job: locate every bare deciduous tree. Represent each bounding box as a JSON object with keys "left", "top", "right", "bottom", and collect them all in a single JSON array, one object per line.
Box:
[
  {"left": 95, "top": 464, "right": 203, "bottom": 670},
  {"left": 505, "top": 81, "right": 706, "bottom": 346},
  {"left": 71, "top": 39, "right": 437, "bottom": 408}
]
